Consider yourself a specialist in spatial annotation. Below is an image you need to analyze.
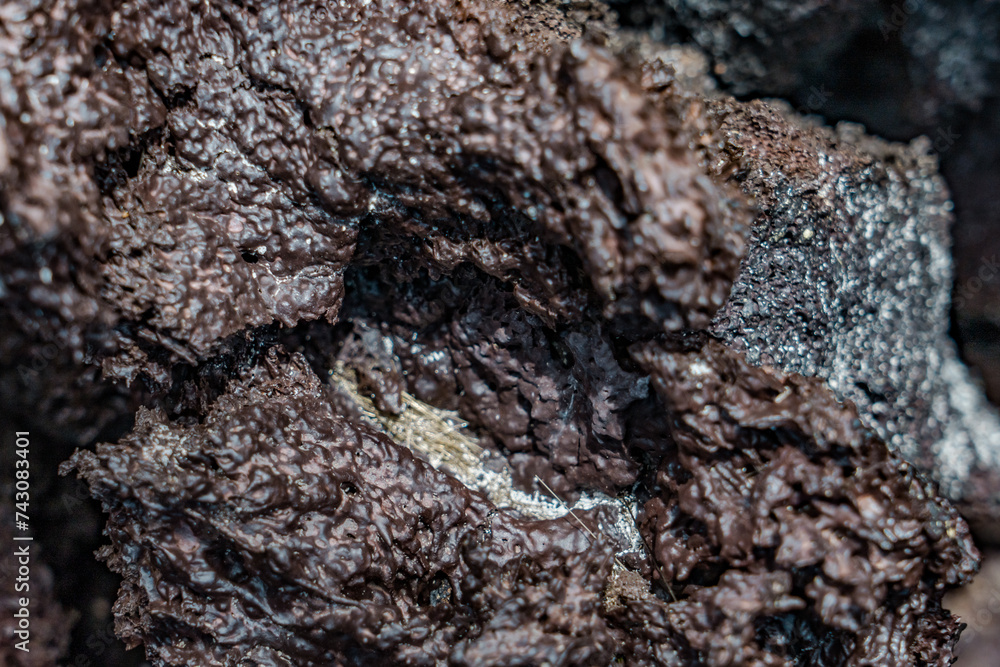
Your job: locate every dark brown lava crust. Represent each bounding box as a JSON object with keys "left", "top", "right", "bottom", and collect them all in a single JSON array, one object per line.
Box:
[{"left": 1, "top": 0, "right": 997, "bottom": 665}]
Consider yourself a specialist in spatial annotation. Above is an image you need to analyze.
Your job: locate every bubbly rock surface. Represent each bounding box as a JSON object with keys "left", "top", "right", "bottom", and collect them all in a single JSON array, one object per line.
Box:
[
  {"left": 66, "top": 345, "right": 979, "bottom": 665},
  {"left": 0, "top": 0, "right": 997, "bottom": 664}
]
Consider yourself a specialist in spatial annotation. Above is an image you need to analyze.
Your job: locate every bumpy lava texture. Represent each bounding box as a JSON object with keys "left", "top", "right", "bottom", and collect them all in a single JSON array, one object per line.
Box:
[{"left": 0, "top": 0, "right": 998, "bottom": 665}]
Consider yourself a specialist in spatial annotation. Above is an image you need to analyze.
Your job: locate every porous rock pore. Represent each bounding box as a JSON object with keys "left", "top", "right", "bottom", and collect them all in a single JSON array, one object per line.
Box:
[{"left": 0, "top": 0, "right": 996, "bottom": 664}]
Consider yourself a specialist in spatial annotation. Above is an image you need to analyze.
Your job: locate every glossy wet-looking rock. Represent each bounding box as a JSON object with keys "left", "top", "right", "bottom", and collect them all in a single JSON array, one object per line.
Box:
[{"left": 1, "top": 0, "right": 998, "bottom": 665}]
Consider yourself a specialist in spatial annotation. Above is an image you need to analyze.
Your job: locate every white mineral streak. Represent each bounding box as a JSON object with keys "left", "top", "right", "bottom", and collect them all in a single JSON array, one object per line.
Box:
[{"left": 328, "top": 362, "right": 647, "bottom": 558}]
